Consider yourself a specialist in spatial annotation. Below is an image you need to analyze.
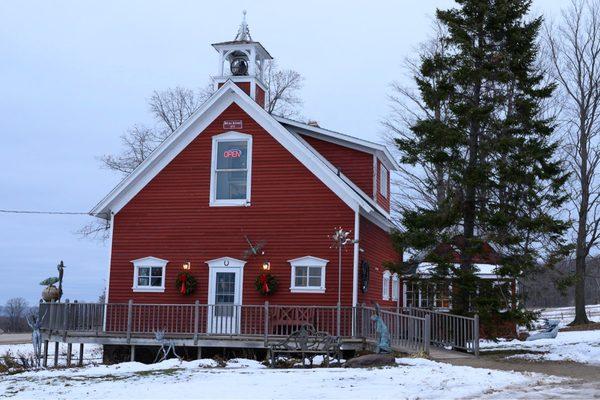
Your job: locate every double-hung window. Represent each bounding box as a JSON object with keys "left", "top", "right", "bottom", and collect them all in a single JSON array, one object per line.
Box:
[
  {"left": 391, "top": 273, "right": 399, "bottom": 301},
  {"left": 210, "top": 132, "right": 252, "bottom": 206},
  {"left": 382, "top": 270, "right": 391, "bottom": 300},
  {"left": 131, "top": 256, "right": 168, "bottom": 292},
  {"left": 288, "top": 256, "right": 328, "bottom": 293}
]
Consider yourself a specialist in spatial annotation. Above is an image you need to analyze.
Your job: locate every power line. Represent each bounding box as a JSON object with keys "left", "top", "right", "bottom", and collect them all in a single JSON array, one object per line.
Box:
[{"left": 0, "top": 209, "right": 107, "bottom": 217}]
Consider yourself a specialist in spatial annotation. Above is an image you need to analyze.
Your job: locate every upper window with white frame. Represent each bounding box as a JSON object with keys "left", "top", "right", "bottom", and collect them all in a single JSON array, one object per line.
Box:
[
  {"left": 379, "top": 164, "right": 388, "bottom": 198},
  {"left": 210, "top": 132, "right": 252, "bottom": 206},
  {"left": 131, "top": 256, "right": 168, "bottom": 292},
  {"left": 288, "top": 256, "right": 328, "bottom": 293},
  {"left": 382, "top": 270, "right": 391, "bottom": 300}
]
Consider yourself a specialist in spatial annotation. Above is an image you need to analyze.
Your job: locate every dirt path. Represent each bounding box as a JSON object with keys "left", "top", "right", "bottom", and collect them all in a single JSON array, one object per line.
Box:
[{"left": 440, "top": 353, "right": 600, "bottom": 398}]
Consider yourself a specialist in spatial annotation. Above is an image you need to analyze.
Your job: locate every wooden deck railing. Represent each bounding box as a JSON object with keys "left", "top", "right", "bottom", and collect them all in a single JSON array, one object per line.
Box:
[
  {"left": 400, "top": 307, "right": 479, "bottom": 355},
  {"left": 39, "top": 301, "right": 479, "bottom": 355}
]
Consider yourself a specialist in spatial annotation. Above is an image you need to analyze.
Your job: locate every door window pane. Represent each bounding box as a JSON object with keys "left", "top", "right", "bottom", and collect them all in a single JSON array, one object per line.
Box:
[{"left": 215, "top": 272, "right": 236, "bottom": 317}]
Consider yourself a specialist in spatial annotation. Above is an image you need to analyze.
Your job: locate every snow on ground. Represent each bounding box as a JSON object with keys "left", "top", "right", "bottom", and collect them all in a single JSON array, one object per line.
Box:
[
  {"left": 0, "top": 342, "right": 103, "bottom": 368},
  {"left": 0, "top": 355, "right": 560, "bottom": 400},
  {"left": 480, "top": 329, "right": 600, "bottom": 365}
]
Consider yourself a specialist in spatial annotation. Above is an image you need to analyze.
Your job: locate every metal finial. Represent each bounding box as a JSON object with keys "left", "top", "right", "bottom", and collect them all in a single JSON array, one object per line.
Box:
[{"left": 234, "top": 10, "right": 252, "bottom": 41}]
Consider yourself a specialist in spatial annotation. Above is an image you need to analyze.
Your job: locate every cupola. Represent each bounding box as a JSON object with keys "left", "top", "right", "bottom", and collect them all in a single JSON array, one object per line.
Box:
[{"left": 211, "top": 11, "right": 272, "bottom": 108}]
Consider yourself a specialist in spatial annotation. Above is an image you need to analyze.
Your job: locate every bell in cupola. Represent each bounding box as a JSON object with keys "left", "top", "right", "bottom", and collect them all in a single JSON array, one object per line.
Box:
[{"left": 229, "top": 52, "right": 249, "bottom": 76}]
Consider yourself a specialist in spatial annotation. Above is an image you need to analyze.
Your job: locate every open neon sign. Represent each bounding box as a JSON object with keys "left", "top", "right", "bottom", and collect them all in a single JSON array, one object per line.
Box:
[{"left": 223, "top": 149, "right": 242, "bottom": 158}]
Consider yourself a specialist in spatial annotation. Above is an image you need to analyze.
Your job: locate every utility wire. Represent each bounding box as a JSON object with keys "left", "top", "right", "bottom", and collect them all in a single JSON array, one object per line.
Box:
[{"left": 0, "top": 209, "right": 108, "bottom": 216}]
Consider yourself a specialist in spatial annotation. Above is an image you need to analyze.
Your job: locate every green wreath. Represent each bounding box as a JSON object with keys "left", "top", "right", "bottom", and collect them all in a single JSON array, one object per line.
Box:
[
  {"left": 175, "top": 271, "right": 197, "bottom": 296},
  {"left": 255, "top": 273, "right": 278, "bottom": 296}
]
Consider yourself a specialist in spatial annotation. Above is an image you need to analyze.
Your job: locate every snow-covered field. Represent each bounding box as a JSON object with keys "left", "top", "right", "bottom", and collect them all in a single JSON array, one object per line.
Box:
[
  {"left": 535, "top": 304, "right": 600, "bottom": 325},
  {"left": 0, "top": 355, "right": 560, "bottom": 400},
  {"left": 481, "top": 329, "right": 600, "bottom": 365},
  {"left": 0, "top": 342, "right": 103, "bottom": 368}
]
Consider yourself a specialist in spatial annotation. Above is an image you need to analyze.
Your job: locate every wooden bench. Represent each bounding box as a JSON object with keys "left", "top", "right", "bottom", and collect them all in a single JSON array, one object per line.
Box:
[{"left": 268, "top": 324, "right": 341, "bottom": 367}]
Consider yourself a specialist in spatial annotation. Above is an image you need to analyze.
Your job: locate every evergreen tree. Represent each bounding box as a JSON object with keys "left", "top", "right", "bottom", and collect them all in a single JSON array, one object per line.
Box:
[{"left": 395, "top": 0, "right": 570, "bottom": 336}]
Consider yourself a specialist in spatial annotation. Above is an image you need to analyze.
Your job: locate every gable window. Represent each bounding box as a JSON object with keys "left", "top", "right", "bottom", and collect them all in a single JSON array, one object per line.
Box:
[
  {"left": 288, "top": 256, "right": 328, "bottom": 293},
  {"left": 131, "top": 257, "right": 168, "bottom": 292},
  {"left": 210, "top": 132, "right": 252, "bottom": 206},
  {"left": 379, "top": 164, "right": 388, "bottom": 198},
  {"left": 391, "top": 273, "right": 399, "bottom": 301},
  {"left": 382, "top": 270, "right": 391, "bottom": 300}
]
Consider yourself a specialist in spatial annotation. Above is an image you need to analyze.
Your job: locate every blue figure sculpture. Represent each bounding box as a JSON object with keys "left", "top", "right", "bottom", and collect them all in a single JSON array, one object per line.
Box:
[
  {"left": 27, "top": 311, "right": 46, "bottom": 368},
  {"left": 371, "top": 304, "right": 391, "bottom": 353}
]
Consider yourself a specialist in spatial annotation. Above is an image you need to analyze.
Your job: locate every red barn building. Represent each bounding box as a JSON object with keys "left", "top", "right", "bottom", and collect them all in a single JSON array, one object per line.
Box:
[{"left": 90, "top": 17, "right": 401, "bottom": 337}]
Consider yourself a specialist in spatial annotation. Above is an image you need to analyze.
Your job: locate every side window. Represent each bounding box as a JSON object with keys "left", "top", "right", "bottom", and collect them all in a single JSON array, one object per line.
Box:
[
  {"left": 131, "top": 257, "right": 168, "bottom": 292},
  {"left": 392, "top": 273, "right": 399, "bottom": 301},
  {"left": 288, "top": 256, "right": 328, "bottom": 293},
  {"left": 382, "top": 270, "right": 391, "bottom": 300},
  {"left": 379, "top": 164, "right": 388, "bottom": 198}
]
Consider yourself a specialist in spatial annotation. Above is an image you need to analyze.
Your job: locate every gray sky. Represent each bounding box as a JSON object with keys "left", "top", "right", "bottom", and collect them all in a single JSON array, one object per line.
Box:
[{"left": 0, "top": 0, "right": 564, "bottom": 305}]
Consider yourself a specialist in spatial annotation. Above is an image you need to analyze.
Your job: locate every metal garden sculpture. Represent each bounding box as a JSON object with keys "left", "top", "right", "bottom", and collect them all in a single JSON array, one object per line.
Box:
[
  {"left": 371, "top": 304, "right": 391, "bottom": 353},
  {"left": 27, "top": 311, "right": 46, "bottom": 367},
  {"left": 526, "top": 319, "right": 560, "bottom": 341},
  {"left": 153, "top": 330, "right": 181, "bottom": 363}
]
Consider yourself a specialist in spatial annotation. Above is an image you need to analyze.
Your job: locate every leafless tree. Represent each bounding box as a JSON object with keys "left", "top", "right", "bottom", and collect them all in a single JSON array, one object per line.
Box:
[
  {"left": 81, "top": 65, "right": 304, "bottom": 240},
  {"left": 5, "top": 297, "right": 29, "bottom": 332},
  {"left": 382, "top": 21, "right": 454, "bottom": 215},
  {"left": 263, "top": 61, "right": 304, "bottom": 118},
  {"left": 545, "top": 0, "right": 600, "bottom": 325}
]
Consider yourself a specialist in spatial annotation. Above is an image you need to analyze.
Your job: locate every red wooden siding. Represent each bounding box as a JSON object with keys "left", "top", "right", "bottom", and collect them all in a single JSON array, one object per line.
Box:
[
  {"left": 301, "top": 135, "right": 374, "bottom": 197},
  {"left": 108, "top": 103, "right": 357, "bottom": 307},
  {"left": 358, "top": 215, "right": 400, "bottom": 307},
  {"left": 375, "top": 159, "right": 390, "bottom": 212},
  {"left": 256, "top": 85, "right": 265, "bottom": 108}
]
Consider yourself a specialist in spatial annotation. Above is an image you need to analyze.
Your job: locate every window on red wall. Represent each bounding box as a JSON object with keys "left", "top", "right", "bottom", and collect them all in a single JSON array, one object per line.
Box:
[{"left": 379, "top": 164, "right": 388, "bottom": 198}]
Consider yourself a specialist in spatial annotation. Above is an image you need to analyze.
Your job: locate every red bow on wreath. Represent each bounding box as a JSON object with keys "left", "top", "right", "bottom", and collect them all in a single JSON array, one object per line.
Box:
[
  {"left": 179, "top": 274, "right": 187, "bottom": 294},
  {"left": 259, "top": 273, "right": 269, "bottom": 293}
]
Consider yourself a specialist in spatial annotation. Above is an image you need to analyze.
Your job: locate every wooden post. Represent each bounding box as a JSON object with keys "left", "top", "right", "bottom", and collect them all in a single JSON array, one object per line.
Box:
[
  {"left": 193, "top": 300, "right": 200, "bottom": 345},
  {"left": 263, "top": 301, "right": 269, "bottom": 345},
  {"left": 126, "top": 299, "right": 133, "bottom": 343},
  {"left": 473, "top": 314, "right": 480, "bottom": 357},
  {"left": 423, "top": 315, "right": 431, "bottom": 356},
  {"left": 42, "top": 340, "right": 49, "bottom": 367},
  {"left": 63, "top": 299, "right": 70, "bottom": 341},
  {"left": 197, "top": 347, "right": 202, "bottom": 360},
  {"left": 53, "top": 342, "right": 59, "bottom": 367},
  {"left": 66, "top": 343, "right": 72, "bottom": 367},
  {"left": 130, "top": 345, "right": 136, "bottom": 362},
  {"left": 78, "top": 343, "right": 84, "bottom": 367}
]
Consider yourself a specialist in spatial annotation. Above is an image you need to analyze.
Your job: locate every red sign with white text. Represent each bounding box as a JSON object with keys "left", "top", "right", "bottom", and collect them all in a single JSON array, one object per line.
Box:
[{"left": 223, "top": 120, "right": 243, "bottom": 129}]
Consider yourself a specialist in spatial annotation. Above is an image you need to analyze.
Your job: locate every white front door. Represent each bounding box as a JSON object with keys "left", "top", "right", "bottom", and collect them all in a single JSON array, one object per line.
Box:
[{"left": 206, "top": 257, "right": 245, "bottom": 334}]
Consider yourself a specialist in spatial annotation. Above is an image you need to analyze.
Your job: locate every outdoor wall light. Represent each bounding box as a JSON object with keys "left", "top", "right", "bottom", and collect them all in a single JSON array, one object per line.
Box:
[
  {"left": 182, "top": 262, "right": 191, "bottom": 270},
  {"left": 262, "top": 261, "right": 271, "bottom": 271}
]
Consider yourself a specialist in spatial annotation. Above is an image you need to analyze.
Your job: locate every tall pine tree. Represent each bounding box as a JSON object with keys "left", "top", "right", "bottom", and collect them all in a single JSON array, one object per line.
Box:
[{"left": 395, "top": 0, "right": 569, "bottom": 335}]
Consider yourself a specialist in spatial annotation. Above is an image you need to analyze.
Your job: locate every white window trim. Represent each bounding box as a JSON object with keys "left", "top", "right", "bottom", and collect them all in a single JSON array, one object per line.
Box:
[
  {"left": 131, "top": 256, "right": 168, "bottom": 293},
  {"left": 288, "top": 256, "right": 328, "bottom": 293},
  {"left": 209, "top": 131, "right": 253, "bottom": 207},
  {"left": 379, "top": 164, "right": 388, "bottom": 198},
  {"left": 382, "top": 270, "right": 391, "bottom": 300},
  {"left": 391, "top": 273, "right": 399, "bottom": 301}
]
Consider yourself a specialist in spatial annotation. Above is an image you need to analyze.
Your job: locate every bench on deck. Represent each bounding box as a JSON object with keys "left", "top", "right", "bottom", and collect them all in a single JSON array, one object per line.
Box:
[{"left": 268, "top": 324, "right": 341, "bottom": 367}]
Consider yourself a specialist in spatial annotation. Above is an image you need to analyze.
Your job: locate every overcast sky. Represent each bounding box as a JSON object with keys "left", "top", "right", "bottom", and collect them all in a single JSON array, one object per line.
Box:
[{"left": 0, "top": 1, "right": 565, "bottom": 305}]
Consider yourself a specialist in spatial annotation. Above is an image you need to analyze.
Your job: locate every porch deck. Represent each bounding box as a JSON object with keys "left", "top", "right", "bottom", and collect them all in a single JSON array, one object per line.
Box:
[{"left": 38, "top": 302, "right": 479, "bottom": 365}]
